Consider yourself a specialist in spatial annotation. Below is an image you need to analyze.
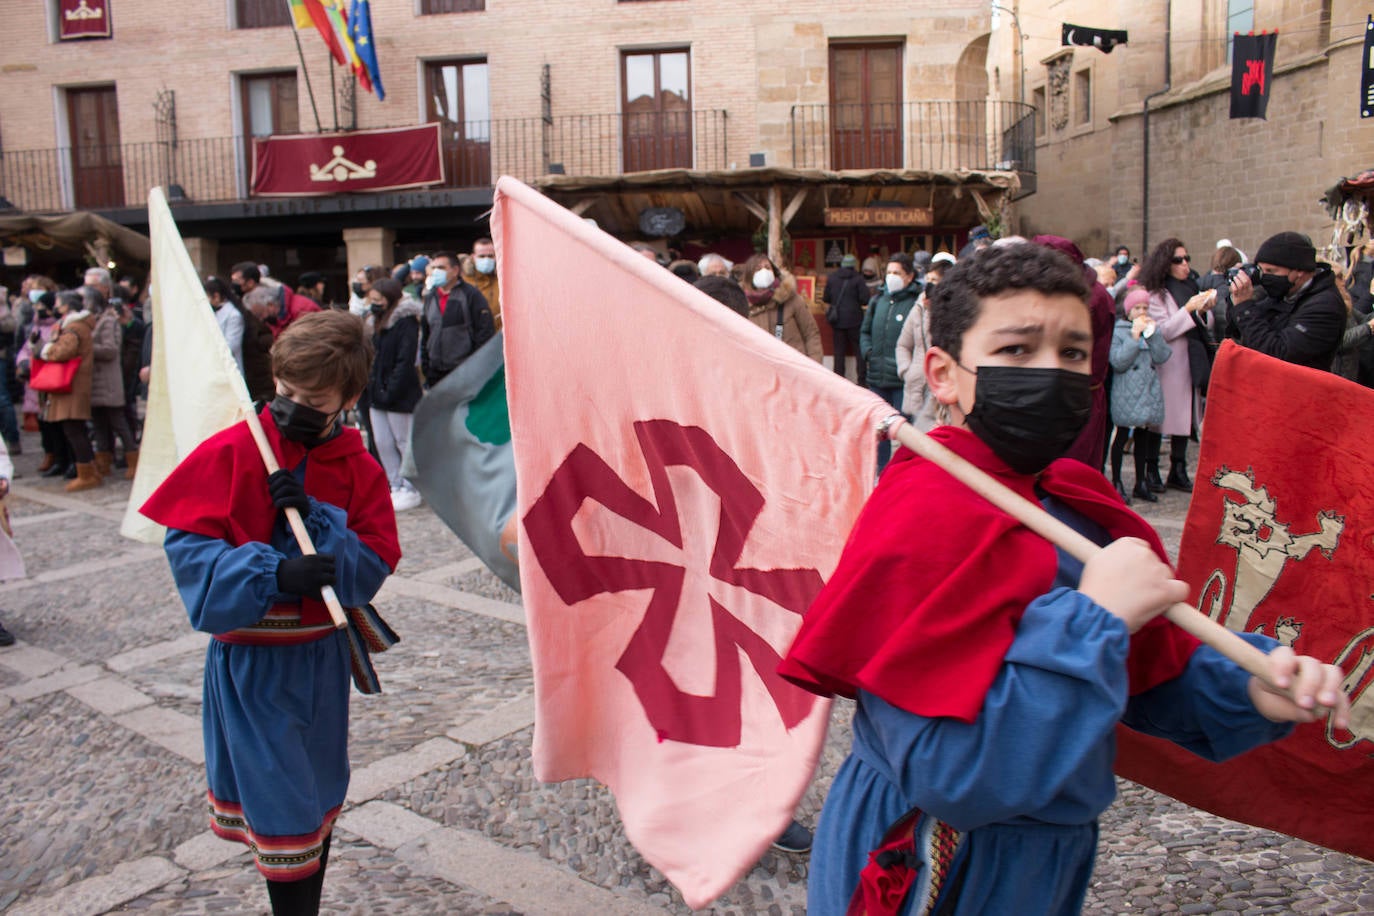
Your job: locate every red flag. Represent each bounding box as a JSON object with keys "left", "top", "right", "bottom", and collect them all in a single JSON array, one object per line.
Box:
[
  {"left": 1116, "top": 341, "right": 1374, "bottom": 862},
  {"left": 493, "top": 176, "right": 892, "bottom": 907},
  {"left": 289, "top": 0, "right": 347, "bottom": 66}
]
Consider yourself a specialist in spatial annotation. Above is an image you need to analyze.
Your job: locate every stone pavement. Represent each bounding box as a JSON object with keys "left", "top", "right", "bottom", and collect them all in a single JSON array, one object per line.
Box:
[{"left": 1, "top": 431, "right": 1370, "bottom": 915}]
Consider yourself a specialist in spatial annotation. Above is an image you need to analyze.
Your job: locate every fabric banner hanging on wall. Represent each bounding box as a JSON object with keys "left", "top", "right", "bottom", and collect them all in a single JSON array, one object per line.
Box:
[
  {"left": 1230, "top": 31, "right": 1279, "bottom": 120},
  {"left": 250, "top": 124, "right": 443, "bottom": 197},
  {"left": 1361, "top": 15, "right": 1373, "bottom": 119},
  {"left": 59, "top": 0, "right": 112, "bottom": 39},
  {"left": 1061, "top": 23, "right": 1128, "bottom": 54}
]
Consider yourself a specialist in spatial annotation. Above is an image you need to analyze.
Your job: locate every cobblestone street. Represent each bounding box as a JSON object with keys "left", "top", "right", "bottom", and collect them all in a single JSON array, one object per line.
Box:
[{"left": 2, "top": 432, "right": 1370, "bottom": 915}]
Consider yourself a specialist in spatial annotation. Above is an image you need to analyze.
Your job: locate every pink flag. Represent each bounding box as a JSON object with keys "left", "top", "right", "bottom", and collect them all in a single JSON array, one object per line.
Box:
[{"left": 493, "top": 176, "right": 893, "bottom": 907}]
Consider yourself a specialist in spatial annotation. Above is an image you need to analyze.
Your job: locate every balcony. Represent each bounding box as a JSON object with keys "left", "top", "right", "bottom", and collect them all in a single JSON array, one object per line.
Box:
[
  {"left": 0, "top": 110, "right": 729, "bottom": 214},
  {"left": 789, "top": 100, "right": 1036, "bottom": 178}
]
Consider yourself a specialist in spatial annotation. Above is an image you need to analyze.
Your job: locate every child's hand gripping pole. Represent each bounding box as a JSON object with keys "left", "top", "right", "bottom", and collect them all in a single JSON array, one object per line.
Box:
[
  {"left": 243, "top": 409, "right": 349, "bottom": 630},
  {"left": 886, "top": 418, "right": 1324, "bottom": 711}
]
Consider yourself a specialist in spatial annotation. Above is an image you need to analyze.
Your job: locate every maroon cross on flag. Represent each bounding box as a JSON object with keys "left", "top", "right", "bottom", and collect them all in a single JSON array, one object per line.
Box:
[
  {"left": 1230, "top": 31, "right": 1278, "bottom": 119},
  {"left": 493, "top": 177, "right": 892, "bottom": 907}
]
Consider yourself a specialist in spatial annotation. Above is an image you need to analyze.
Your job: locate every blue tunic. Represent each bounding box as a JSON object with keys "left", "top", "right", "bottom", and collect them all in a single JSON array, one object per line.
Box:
[
  {"left": 164, "top": 473, "right": 391, "bottom": 860},
  {"left": 807, "top": 500, "right": 1293, "bottom": 916}
]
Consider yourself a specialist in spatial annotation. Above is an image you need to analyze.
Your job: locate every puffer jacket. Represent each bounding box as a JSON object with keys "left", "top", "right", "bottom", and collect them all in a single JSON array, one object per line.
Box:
[
  {"left": 1108, "top": 318, "right": 1171, "bottom": 429},
  {"left": 367, "top": 299, "right": 423, "bottom": 412},
  {"left": 745, "top": 271, "right": 823, "bottom": 362},
  {"left": 861, "top": 279, "right": 922, "bottom": 389}
]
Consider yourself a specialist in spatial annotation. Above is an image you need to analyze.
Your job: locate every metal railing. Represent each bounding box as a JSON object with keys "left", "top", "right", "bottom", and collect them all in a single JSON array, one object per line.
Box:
[
  {"left": 789, "top": 100, "right": 1036, "bottom": 175},
  {"left": 0, "top": 109, "right": 729, "bottom": 213}
]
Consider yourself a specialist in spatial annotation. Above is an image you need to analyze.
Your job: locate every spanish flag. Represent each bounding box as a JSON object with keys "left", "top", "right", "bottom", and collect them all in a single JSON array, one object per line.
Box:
[{"left": 286, "top": 0, "right": 346, "bottom": 66}]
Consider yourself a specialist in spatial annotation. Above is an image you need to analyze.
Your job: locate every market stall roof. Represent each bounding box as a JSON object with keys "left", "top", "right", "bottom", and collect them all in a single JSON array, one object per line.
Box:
[
  {"left": 531, "top": 166, "right": 1021, "bottom": 237},
  {"left": 0, "top": 211, "right": 151, "bottom": 264}
]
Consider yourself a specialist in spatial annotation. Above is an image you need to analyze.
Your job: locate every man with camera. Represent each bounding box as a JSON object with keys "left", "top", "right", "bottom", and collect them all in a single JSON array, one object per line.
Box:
[{"left": 1227, "top": 232, "right": 1345, "bottom": 371}]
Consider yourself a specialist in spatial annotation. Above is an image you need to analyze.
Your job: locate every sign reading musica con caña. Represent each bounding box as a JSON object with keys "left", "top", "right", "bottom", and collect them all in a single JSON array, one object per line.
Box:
[{"left": 824, "top": 207, "right": 934, "bottom": 227}]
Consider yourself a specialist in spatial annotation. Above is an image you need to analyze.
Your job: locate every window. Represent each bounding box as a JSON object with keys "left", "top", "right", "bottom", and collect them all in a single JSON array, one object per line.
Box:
[
  {"left": 1227, "top": 0, "right": 1255, "bottom": 63},
  {"left": 242, "top": 72, "right": 300, "bottom": 139},
  {"left": 424, "top": 59, "right": 491, "bottom": 186},
  {"left": 235, "top": 0, "right": 291, "bottom": 28},
  {"left": 420, "top": 0, "right": 484, "bottom": 13},
  {"left": 1032, "top": 86, "right": 1046, "bottom": 138},
  {"left": 1074, "top": 69, "right": 1091, "bottom": 126},
  {"left": 621, "top": 48, "right": 692, "bottom": 172}
]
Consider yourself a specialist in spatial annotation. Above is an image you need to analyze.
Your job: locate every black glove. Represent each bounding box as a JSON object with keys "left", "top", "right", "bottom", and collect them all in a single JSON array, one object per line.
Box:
[
  {"left": 275, "top": 554, "right": 336, "bottom": 598},
  {"left": 268, "top": 469, "right": 310, "bottom": 514}
]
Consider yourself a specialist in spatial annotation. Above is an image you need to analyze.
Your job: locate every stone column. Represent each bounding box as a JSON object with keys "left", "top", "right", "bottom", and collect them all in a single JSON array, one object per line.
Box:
[
  {"left": 342, "top": 227, "right": 395, "bottom": 281},
  {"left": 181, "top": 238, "right": 220, "bottom": 277}
]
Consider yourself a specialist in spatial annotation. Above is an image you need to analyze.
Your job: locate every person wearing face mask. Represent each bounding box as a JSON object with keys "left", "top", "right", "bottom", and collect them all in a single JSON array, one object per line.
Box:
[
  {"left": 1227, "top": 231, "right": 1346, "bottom": 373},
  {"left": 740, "top": 253, "right": 823, "bottom": 363},
  {"left": 140, "top": 310, "right": 400, "bottom": 916},
  {"left": 463, "top": 237, "right": 501, "bottom": 330},
  {"left": 781, "top": 242, "right": 1350, "bottom": 916},
  {"left": 1141, "top": 238, "right": 1215, "bottom": 494},
  {"left": 347, "top": 266, "right": 383, "bottom": 318},
  {"left": 363, "top": 278, "right": 424, "bottom": 512},
  {"left": 893, "top": 264, "right": 944, "bottom": 432},
  {"left": 420, "top": 252, "right": 495, "bottom": 387},
  {"left": 860, "top": 252, "right": 921, "bottom": 470}
]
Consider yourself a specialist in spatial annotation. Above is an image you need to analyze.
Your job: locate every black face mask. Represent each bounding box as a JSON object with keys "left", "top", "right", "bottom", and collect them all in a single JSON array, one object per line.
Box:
[
  {"left": 352, "top": 282, "right": 365, "bottom": 298},
  {"left": 963, "top": 366, "right": 1093, "bottom": 475},
  {"left": 369, "top": 302, "right": 386, "bottom": 316},
  {"left": 231, "top": 282, "right": 244, "bottom": 298},
  {"left": 269, "top": 395, "right": 338, "bottom": 443},
  {"left": 1258, "top": 272, "right": 1293, "bottom": 301}
]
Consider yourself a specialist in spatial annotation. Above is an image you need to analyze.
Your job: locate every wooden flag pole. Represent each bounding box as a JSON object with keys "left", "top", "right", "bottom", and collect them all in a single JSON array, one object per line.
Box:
[
  {"left": 889, "top": 420, "right": 1288, "bottom": 693},
  {"left": 242, "top": 408, "right": 349, "bottom": 630}
]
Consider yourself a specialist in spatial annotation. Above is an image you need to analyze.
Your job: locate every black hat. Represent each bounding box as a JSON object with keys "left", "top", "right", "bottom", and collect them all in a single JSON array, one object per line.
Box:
[
  {"left": 1255, "top": 232, "right": 1317, "bottom": 272},
  {"left": 298, "top": 271, "right": 325, "bottom": 287},
  {"left": 694, "top": 275, "right": 749, "bottom": 317}
]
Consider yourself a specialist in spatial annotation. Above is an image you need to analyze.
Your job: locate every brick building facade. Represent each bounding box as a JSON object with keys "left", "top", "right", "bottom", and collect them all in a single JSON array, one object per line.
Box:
[
  {"left": 1, "top": 0, "right": 1023, "bottom": 293},
  {"left": 988, "top": 0, "right": 1372, "bottom": 263}
]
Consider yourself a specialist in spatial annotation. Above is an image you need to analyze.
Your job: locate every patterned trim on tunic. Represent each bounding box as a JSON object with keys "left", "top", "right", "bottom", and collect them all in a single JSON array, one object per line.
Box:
[
  {"left": 213, "top": 605, "right": 334, "bottom": 646},
  {"left": 208, "top": 791, "right": 341, "bottom": 881}
]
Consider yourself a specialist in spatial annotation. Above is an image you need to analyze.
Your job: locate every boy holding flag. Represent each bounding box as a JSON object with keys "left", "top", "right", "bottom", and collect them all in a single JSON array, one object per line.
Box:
[{"left": 780, "top": 242, "right": 1349, "bottom": 915}]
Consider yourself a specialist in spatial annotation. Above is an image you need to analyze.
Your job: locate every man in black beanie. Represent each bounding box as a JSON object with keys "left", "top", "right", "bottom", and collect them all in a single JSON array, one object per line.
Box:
[{"left": 1228, "top": 231, "right": 1345, "bottom": 371}]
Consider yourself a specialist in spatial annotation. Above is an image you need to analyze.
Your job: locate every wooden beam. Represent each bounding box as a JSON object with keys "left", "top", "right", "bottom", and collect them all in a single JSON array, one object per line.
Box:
[
  {"left": 731, "top": 191, "right": 769, "bottom": 224},
  {"left": 569, "top": 198, "right": 596, "bottom": 216},
  {"left": 781, "top": 187, "right": 809, "bottom": 227},
  {"left": 768, "top": 185, "right": 782, "bottom": 264}
]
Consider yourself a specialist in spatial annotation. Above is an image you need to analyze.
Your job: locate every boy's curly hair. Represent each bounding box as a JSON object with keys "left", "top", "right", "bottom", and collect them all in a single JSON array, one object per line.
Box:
[
  {"left": 271, "top": 311, "right": 373, "bottom": 401},
  {"left": 927, "top": 242, "right": 1089, "bottom": 360}
]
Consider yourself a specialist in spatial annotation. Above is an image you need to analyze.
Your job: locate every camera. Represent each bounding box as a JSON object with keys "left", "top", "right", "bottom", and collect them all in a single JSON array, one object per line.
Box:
[{"left": 1226, "top": 263, "right": 1263, "bottom": 283}]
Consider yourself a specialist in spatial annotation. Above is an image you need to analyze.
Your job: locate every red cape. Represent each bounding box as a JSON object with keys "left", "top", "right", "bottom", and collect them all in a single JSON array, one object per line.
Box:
[
  {"left": 778, "top": 426, "right": 1199, "bottom": 722},
  {"left": 141, "top": 407, "right": 401, "bottom": 627}
]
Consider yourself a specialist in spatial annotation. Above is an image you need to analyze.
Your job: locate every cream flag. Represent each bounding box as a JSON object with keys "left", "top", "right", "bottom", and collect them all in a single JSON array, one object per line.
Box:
[{"left": 120, "top": 187, "right": 252, "bottom": 543}]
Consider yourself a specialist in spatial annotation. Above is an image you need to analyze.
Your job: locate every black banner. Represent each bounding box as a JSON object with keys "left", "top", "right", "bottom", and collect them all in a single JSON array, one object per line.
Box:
[
  {"left": 1230, "top": 32, "right": 1278, "bottom": 120},
  {"left": 1362, "top": 15, "right": 1373, "bottom": 119},
  {"left": 1061, "top": 23, "right": 1128, "bottom": 54}
]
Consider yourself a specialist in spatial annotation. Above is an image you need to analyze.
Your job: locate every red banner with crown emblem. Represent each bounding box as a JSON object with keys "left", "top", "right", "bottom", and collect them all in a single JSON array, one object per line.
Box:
[
  {"left": 1116, "top": 341, "right": 1374, "bottom": 863},
  {"left": 250, "top": 124, "right": 444, "bottom": 197},
  {"left": 59, "top": 0, "right": 112, "bottom": 39}
]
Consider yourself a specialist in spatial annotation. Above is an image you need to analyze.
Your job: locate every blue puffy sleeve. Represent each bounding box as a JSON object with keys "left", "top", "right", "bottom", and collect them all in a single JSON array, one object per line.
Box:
[
  {"left": 854, "top": 587, "right": 1131, "bottom": 831},
  {"left": 291, "top": 497, "right": 392, "bottom": 608},
  {"left": 1122, "top": 631, "right": 1294, "bottom": 760},
  {"left": 164, "top": 529, "right": 283, "bottom": 634}
]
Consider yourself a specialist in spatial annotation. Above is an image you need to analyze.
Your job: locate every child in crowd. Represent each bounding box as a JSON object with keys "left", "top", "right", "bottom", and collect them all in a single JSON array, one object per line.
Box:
[
  {"left": 1108, "top": 288, "right": 1171, "bottom": 504},
  {"left": 141, "top": 311, "right": 401, "bottom": 916},
  {"left": 780, "top": 242, "right": 1349, "bottom": 916}
]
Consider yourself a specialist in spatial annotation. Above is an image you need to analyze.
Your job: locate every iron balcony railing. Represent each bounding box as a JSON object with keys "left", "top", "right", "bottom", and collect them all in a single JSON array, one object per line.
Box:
[
  {"left": 789, "top": 100, "right": 1036, "bottom": 175},
  {"left": 0, "top": 109, "right": 729, "bottom": 213}
]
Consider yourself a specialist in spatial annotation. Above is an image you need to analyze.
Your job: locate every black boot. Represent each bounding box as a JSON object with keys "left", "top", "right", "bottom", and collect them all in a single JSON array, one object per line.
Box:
[
  {"left": 64, "top": 464, "right": 78, "bottom": 480},
  {"left": 1132, "top": 480, "right": 1158, "bottom": 503},
  {"left": 1113, "top": 477, "right": 1132, "bottom": 505},
  {"left": 1145, "top": 464, "right": 1166, "bottom": 493},
  {"left": 1167, "top": 460, "right": 1193, "bottom": 492},
  {"left": 42, "top": 461, "right": 70, "bottom": 479}
]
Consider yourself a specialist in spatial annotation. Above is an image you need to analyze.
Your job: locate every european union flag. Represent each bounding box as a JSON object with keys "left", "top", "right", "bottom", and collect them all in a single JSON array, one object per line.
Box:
[{"left": 348, "top": 0, "right": 385, "bottom": 101}]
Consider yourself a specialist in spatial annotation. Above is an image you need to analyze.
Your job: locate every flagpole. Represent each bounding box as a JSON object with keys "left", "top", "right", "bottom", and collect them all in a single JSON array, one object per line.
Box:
[
  {"left": 240, "top": 410, "right": 350, "bottom": 629},
  {"left": 889, "top": 420, "right": 1304, "bottom": 702},
  {"left": 329, "top": 49, "right": 339, "bottom": 132},
  {"left": 289, "top": 16, "right": 324, "bottom": 133}
]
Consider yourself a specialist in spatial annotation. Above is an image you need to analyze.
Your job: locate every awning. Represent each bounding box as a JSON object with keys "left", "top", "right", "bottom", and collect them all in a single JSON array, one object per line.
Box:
[
  {"left": 0, "top": 210, "right": 152, "bottom": 265},
  {"left": 531, "top": 166, "right": 1020, "bottom": 239}
]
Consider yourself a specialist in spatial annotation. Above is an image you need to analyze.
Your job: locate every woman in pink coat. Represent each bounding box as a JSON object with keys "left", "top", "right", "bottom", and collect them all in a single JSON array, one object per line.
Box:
[{"left": 1141, "top": 238, "right": 1216, "bottom": 492}]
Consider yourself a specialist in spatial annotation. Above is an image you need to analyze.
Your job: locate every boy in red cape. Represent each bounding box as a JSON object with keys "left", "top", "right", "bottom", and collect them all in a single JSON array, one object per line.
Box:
[
  {"left": 141, "top": 311, "right": 400, "bottom": 916},
  {"left": 779, "top": 243, "right": 1349, "bottom": 916}
]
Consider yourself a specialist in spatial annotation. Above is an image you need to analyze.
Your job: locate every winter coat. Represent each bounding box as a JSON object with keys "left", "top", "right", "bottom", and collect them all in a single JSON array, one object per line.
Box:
[
  {"left": 1108, "top": 319, "right": 1171, "bottom": 429},
  {"left": 421, "top": 279, "right": 495, "bottom": 384},
  {"left": 861, "top": 279, "right": 922, "bottom": 389},
  {"left": 893, "top": 296, "right": 938, "bottom": 429},
  {"left": 39, "top": 310, "right": 95, "bottom": 422},
  {"left": 367, "top": 299, "right": 423, "bottom": 413},
  {"left": 746, "top": 272, "right": 823, "bottom": 362},
  {"left": 1229, "top": 266, "right": 1347, "bottom": 372},
  {"left": 90, "top": 309, "right": 125, "bottom": 408},
  {"left": 821, "top": 266, "right": 868, "bottom": 329},
  {"left": 1332, "top": 308, "right": 1371, "bottom": 381},
  {"left": 1146, "top": 289, "right": 1199, "bottom": 437},
  {"left": 239, "top": 305, "right": 276, "bottom": 403},
  {"left": 265, "top": 285, "right": 322, "bottom": 337},
  {"left": 1350, "top": 259, "right": 1373, "bottom": 316},
  {"left": 466, "top": 269, "right": 501, "bottom": 329}
]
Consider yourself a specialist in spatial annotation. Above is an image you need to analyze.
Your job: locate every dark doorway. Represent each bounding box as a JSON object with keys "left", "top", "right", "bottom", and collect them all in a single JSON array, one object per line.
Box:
[
  {"left": 68, "top": 87, "right": 124, "bottom": 209},
  {"left": 829, "top": 43, "right": 903, "bottom": 170},
  {"left": 424, "top": 59, "right": 492, "bottom": 187}
]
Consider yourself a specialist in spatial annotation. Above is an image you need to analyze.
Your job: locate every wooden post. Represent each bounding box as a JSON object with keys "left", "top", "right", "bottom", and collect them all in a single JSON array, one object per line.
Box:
[{"left": 767, "top": 185, "right": 782, "bottom": 264}]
